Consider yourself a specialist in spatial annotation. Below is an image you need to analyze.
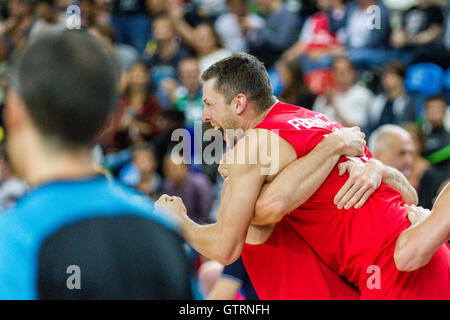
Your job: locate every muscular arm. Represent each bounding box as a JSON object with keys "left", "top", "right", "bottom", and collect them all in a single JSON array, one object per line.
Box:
[
  {"left": 395, "top": 183, "right": 450, "bottom": 271},
  {"left": 381, "top": 163, "right": 418, "bottom": 205},
  {"left": 177, "top": 133, "right": 268, "bottom": 265},
  {"left": 252, "top": 135, "right": 347, "bottom": 225}
]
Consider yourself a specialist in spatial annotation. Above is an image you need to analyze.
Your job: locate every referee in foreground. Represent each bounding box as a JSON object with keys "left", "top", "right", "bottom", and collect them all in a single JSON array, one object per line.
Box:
[{"left": 0, "top": 31, "right": 195, "bottom": 299}]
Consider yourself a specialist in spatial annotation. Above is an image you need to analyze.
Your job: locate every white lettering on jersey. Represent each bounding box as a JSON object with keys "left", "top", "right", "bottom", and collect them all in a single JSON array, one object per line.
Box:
[{"left": 287, "top": 114, "right": 338, "bottom": 130}]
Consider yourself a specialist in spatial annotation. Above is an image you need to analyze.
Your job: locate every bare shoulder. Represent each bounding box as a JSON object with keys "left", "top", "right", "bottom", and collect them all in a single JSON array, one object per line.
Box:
[{"left": 227, "top": 129, "right": 296, "bottom": 180}]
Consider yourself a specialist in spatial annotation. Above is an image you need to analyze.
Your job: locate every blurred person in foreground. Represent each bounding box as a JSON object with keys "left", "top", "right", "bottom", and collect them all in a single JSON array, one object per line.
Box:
[
  {"left": 0, "top": 31, "right": 195, "bottom": 299},
  {"left": 368, "top": 124, "right": 415, "bottom": 181}
]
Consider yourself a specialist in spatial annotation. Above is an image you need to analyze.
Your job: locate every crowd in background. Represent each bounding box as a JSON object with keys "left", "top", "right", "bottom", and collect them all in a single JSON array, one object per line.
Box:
[{"left": 0, "top": 0, "right": 448, "bottom": 297}]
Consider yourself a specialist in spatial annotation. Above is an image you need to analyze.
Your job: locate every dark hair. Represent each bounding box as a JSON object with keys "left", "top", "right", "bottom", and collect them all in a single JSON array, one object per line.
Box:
[
  {"left": 332, "top": 55, "right": 355, "bottom": 71},
  {"left": 13, "top": 30, "right": 118, "bottom": 148},
  {"left": 278, "top": 58, "right": 309, "bottom": 105},
  {"left": 382, "top": 61, "right": 406, "bottom": 79},
  {"left": 201, "top": 53, "right": 275, "bottom": 111},
  {"left": 425, "top": 93, "right": 447, "bottom": 106}
]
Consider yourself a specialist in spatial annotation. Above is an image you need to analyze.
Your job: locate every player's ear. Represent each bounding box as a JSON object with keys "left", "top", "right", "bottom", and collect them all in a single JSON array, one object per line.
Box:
[{"left": 234, "top": 93, "right": 247, "bottom": 115}]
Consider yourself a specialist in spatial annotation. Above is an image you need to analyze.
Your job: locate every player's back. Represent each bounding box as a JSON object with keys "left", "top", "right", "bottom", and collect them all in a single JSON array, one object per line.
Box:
[{"left": 256, "top": 101, "right": 449, "bottom": 298}]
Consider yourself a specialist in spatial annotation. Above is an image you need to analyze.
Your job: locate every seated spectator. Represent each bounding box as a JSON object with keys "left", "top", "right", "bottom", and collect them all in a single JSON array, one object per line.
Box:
[
  {"left": 119, "top": 143, "right": 162, "bottom": 199},
  {"left": 194, "top": 23, "right": 232, "bottom": 75},
  {"left": 402, "top": 122, "right": 430, "bottom": 190},
  {"left": 142, "top": 15, "right": 190, "bottom": 107},
  {"left": 246, "top": 0, "right": 301, "bottom": 68},
  {"left": 313, "top": 56, "right": 373, "bottom": 128},
  {"left": 276, "top": 58, "right": 316, "bottom": 109},
  {"left": 163, "top": 56, "right": 204, "bottom": 129},
  {"left": 368, "top": 61, "right": 416, "bottom": 134},
  {"left": 162, "top": 153, "right": 214, "bottom": 224},
  {"left": 1, "top": 0, "right": 36, "bottom": 59},
  {"left": 110, "top": 0, "right": 150, "bottom": 54},
  {"left": 167, "top": 10, "right": 232, "bottom": 74},
  {"left": 391, "top": 0, "right": 444, "bottom": 62},
  {"left": 368, "top": 124, "right": 415, "bottom": 180},
  {"left": 329, "top": 0, "right": 392, "bottom": 69},
  {"left": 422, "top": 94, "right": 450, "bottom": 160},
  {"left": 88, "top": 24, "right": 139, "bottom": 72},
  {"left": 109, "top": 62, "right": 161, "bottom": 151},
  {"left": 418, "top": 157, "right": 449, "bottom": 209},
  {"left": 29, "top": 0, "right": 66, "bottom": 41},
  {"left": 283, "top": 0, "right": 345, "bottom": 72},
  {"left": 214, "top": 0, "right": 265, "bottom": 53}
]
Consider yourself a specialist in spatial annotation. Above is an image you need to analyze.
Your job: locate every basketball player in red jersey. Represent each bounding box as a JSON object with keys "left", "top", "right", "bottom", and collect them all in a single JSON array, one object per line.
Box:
[{"left": 156, "top": 53, "right": 449, "bottom": 299}]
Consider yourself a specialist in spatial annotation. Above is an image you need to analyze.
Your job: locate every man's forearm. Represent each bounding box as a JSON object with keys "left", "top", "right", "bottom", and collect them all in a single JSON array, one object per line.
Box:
[
  {"left": 252, "top": 138, "right": 344, "bottom": 225},
  {"left": 395, "top": 183, "right": 450, "bottom": 271},
  {"left": 382, "top": 164, "right": 418, "bottom": 205}
]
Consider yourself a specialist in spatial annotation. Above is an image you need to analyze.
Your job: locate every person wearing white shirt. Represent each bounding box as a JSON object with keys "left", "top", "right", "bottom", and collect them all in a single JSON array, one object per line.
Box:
[{"left": 313, "top": 56, "right": 373, "bottom": 129}]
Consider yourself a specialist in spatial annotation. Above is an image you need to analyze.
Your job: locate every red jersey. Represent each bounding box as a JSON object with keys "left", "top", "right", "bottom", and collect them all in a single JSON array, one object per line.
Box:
[{"left": 242, "top": 101, "right": 450, "bottom": 299}]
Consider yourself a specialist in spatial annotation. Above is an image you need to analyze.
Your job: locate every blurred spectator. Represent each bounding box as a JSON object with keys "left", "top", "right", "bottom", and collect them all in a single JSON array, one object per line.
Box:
[
  {"left": 162, "top": 153, "right": 214, "bottom": 224},
  {"left": 418, "top": 157, "right": 449, "bottom": 209},
  {"left": 29, "top": 0, "right": 66, "bottom": 41},
  {"left": 276, "top": 58, "right": 316, "bottom": 109},
  {"left": 402, "top": 122, "right": 430, "bottom": 190},
  {"left": 143, "top": 15, "right": 189, "bottom": 107},
  {"left": 422, "top": 94, "right": 450, "bottom": 159},
  {"left": 283, "top": 0, "right": 345, "bottom": 72},
  {"left": 194, "top": 23, "right": 232, "bottom": 75},
  {"left": 329, "top": 0, "right": 392, "bottom": 69},
  {"left": 1, "top": 0, "right": 36, "bottom": 59},
  {"left": 88, "top": 24, "right": 139, "bottom": 72},
  {"left": 368, "top": 124, "right": 415, "bottom": 179},
  {"left": 167, "top": 10, "right": 232, "bottom": 74},
  {"left": 313, "top": 56, "right": 373, "bottom": 128},
  {"left": 391, "top": 0, "right": 444, "bottom": 62},
  {"left": 0, "top": 146, "right": 27, "bottom": 210},
  {"left": 111, "top": 0, "right": 150, "bottom": 54},
  {"left": 367, "top": 61, "right": 416, "bottom": 134},
  {"left": 79, "top": 0, "right": 100, "bottom": 28},
  {"left": 214, "top": 0, "right": 265, "bottom": 53},
  {"left": 152, "top": 108, "right": 186, "bottom": 173},
  {"left": 119, "top": 143, "right": 162, "bottom": 199},
  {"left": 109, "top": 62, "right": 161, "bottom": 151},
  {"left": 246, "top": 0, "right": 301, "bottom": 68},
  {"left": 163, "top": 56, "right": 204, "bottom": 128}
]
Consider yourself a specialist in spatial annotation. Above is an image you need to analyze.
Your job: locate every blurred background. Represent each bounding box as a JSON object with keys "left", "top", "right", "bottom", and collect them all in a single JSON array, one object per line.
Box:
[{"left": 0, "top": 0, "right": 448, "bottom": 298}]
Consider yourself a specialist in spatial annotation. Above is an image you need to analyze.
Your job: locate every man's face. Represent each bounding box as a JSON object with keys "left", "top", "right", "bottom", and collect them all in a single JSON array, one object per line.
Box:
[
  {"left": 179, "top": 60, "right": 200, "bottom": 90},
  {"left": 333, "top": 60, "right": 356, "bottom": 90},
  {"left": 425, "top": 99, "right": 446, "bottom": 129},
  {"left": 377, "top": 133, "right": 415, "bottom": 178},
  {"left": 381, "top": 71, "right": 403, "bottom": 93},
  {"left": 134, "top": 149, "right": 157, "bottom": 175},
  {"left": 202, "top": 78, "right": 238, "bottom": 131}
]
